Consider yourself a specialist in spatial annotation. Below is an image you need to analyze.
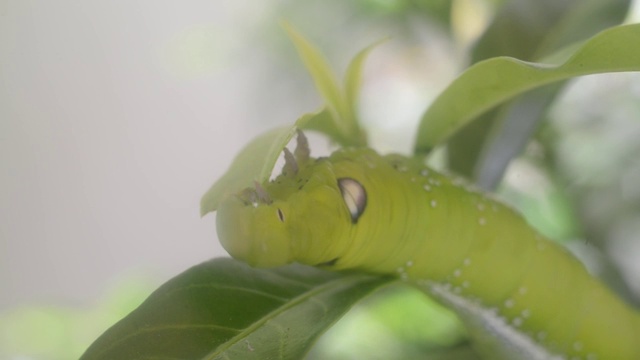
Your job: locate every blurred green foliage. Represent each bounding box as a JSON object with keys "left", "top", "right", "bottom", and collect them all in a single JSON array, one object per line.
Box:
[
  {"left": 11, "top": 0, "right": 640, "bottom": 359},
  {"left": 1, "top": 275, "right": 155, "bottom": 360}
]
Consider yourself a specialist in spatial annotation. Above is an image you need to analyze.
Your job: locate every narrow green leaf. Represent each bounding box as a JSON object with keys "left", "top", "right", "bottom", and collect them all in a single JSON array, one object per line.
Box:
[
  {"left": 414, "top": 23, "right": 640, "bottom": 155},
  {"left": 80, "top": 258, "right": 394, "bottom": 360},
  {"left": 283, "top": 24, "right": 377, "bottom": 147},
  {"left": 283, "top": 23, "right": 350, "bottom": 134},
  {"left": 343, "top": 39, "right": 386, "bottom": 122}
]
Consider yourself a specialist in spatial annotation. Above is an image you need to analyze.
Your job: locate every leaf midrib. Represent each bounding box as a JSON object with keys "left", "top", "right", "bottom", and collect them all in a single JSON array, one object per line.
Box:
[{"left": 202, "top": 272, "right": 375, "bottom": 359}]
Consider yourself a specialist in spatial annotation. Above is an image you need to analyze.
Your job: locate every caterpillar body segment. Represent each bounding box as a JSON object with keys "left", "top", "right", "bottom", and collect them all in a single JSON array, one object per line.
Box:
[{"left": 216, "top": 143, "right": 640, "bottom": 359}]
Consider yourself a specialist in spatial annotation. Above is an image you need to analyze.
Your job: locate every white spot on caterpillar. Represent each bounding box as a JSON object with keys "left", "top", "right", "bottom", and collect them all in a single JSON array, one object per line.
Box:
[
  {"left": 462, "top": 280, "right": 470, "bottom": 288},
  {"left": 518, "top": 286, "right": 528, "bottom": 295},
  {"left": 586, "top": 353, "right": 598, "bottom": 360},
  {"left": 512, "top": 317, "right": 523, "bottom": 327},
  {"left": 261, "top": 243, "right": 268, "bottom": 253},
  {"left": 504, "top": 299, "right": 515, "bottom": 308},
  {"left": 521, "top": 309, "right": 531, "bottom": 318},
  {"left": 430, "top": 199, "right": 437, "bottom": 208},
  {"left": 423, "top": 184, "right": 431, "bottom": 192},
  {"left": 463, "top": 258, "right": 471, "bottom": 266},
  {"left": 406, "top": 260, "right": 413, "bottom": 267},
  {"left": 420, "top": 169, "right": 429, "bottom": 176},
  {"left": 573, "top": 341, "right": 583, "bottom": 351},
  {"left": 478, "top": 217, "right": 486, "bottom": 226},
  {"left": 453, "top": 269, "right": 462, "bottom": 277},
  {"left": 477, "top": 203, "right": 485, "bottom": 211},
  {"left": 396, "top": 266, "right": 409, "bottom": 281},
  {"left": 536, "top": 331, "right": 547, "bottom": 341},
  {"left": 536, "top": 241, "right": 547, "bottom": 251},
  {"left": 428, "top": 283, "right": 564, "bottom": 360}
]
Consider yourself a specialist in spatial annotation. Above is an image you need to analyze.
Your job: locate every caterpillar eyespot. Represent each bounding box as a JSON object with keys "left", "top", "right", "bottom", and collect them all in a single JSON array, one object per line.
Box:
[
  {"left": 215, "top": 132, "right": 640, "bottom": 359},
  {"left": 337, "top": 177, "right": 367, "bottom": 223}
]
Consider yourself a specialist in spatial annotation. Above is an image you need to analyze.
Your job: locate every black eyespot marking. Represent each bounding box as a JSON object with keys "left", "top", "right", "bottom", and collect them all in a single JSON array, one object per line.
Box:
[
  {"left": 337, "top": 178, "right": 367, "bottom": 224},
  {"left": 277, "top": 208, "right": 285, "bottom": 222}
]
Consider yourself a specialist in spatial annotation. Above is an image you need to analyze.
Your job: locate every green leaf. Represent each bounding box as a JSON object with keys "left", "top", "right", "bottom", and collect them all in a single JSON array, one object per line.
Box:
[
  {"left": 80, "top": 258, "right": 394, "bottom": 360},
  {"left": 343, "top": 38, "right": 385, "bottom": 118},
  {"left": 446, "top": 0, "right": 631, "bottom": 186},
  {"left": 283, "top": 23, "right": 351, "bottom": 135},
  {"left": 283, "top": 23, "right": 379, "bottom": 147},
  {"left": 200, "top": 110, "right": 331, "bottom": 216},
  {"left": 414, "top": 23, "right": 640, "bottom": 155},
  {"left": 297, "top": 107, "right": 358, "bottom": 147},
  {"left": 200, "top": 126, "right": 297, "bottom": 216}
]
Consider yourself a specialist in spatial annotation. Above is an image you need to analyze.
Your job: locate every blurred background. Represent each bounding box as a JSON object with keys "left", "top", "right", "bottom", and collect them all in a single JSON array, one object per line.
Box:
[{"left": 2, "top": 1, "right": 640, "bottom": 359}]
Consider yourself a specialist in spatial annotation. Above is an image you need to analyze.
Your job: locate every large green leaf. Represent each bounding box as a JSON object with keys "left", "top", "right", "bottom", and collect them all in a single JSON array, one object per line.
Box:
[
  {"left": 414, "top": 23, "right": 640, "bottom": 155},
  {"left": 444, "top": 0, "right": 631, "bottom": 183},
  {"left": 80, "top": 258, "right": 394, "bottom": 360}
]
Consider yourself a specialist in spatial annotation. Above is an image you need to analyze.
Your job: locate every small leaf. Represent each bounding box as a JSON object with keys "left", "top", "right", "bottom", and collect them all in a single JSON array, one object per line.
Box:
[
  {"left": 283, "top": 23, "right": 350, "bottom": 135},
  {"left": 200, "top": 110, "right": 328, "bottom": 216},
  {"left": 298, "top": 107, "right": 367, "bottom": 147},
  {"left": 284, "top": 23, "right": 378, "bottom": 147},
  {"left": 414, "top": 23, "right": 640, "bottom": 155},
  {"left": 343, "top": 38, "right": 386, "bottom": 127},
  {"left": 200, "top": 126, "right": 297, "bottom": 216},
  {"left": 80, "top": 258, "right": 393, "bottom": 360}
]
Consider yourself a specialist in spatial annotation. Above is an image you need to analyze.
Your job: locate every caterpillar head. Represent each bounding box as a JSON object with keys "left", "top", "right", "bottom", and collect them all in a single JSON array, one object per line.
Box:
[{"left": 216, "top": 132, "right": 365, "bottom": 268}]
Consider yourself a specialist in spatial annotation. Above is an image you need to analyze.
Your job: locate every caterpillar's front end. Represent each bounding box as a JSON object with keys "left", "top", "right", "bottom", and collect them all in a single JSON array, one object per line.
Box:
[
  {"left": 216, "top": 132, "right": 355, "bottom": 268},
  {"left": 216, "top": 189, "right": 293, "bottom": 268}
]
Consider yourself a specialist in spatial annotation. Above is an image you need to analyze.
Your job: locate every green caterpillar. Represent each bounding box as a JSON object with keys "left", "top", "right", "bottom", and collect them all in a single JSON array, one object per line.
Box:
[{"left": 216, "top": 132, "right": 640, "bottom": 359}]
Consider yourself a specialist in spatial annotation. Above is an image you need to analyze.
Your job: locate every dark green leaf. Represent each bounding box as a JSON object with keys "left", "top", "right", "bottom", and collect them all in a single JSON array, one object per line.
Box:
[{"left": 81, "top": 258, "right": 394, "bottom": 360}]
